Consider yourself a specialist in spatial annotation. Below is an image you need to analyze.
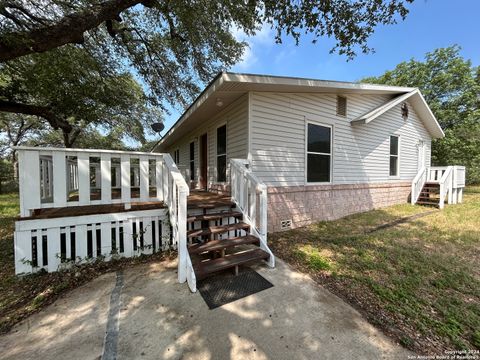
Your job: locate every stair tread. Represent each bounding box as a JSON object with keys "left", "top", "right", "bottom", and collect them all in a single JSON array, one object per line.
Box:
[
  {"left": 187, "top": 211, "right": 243, "bottom": 223},
  {"left": 416, "top": 200, "right": 440, "bottom": 206},
  {"left": 187, "top": 222, "right": 250, "bottom": 238},
  {"left": 187, "top": 201, "right": 235, "bottom": 209},
  {"left": 188, "top": 235, "right": 259, "bottom": 255},
  {"left": 193, "top": 248, "right": 269, "bottom": 279}
]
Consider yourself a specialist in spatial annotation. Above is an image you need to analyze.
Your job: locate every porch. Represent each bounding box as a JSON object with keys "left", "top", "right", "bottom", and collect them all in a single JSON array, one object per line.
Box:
[{"left": 13, "top": 147, "right": 273, "bottom": 293}]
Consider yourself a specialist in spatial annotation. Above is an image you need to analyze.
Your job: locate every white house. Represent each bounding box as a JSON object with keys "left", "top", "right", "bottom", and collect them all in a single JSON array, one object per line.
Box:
[
  {"left": 154, "top": 72, "right": 465, "bottom": 232},
  {"left": 12, "top": 72, "right": 465, "bottom": 292}
]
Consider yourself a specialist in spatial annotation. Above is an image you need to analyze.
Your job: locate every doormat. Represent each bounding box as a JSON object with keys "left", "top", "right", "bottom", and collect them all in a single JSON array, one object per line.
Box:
[{"left": 197, "top": 267, "right": 273, "bottom": 309}]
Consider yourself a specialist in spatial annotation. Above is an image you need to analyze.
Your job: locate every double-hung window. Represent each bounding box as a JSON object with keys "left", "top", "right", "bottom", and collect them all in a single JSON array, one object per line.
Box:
[
  {"left": 189, "top": 141, "right": 195, "bottom": 181},
  {"left": 307, "top": 123, "right": 332, "bottom": 183},
  {"left": 389, "top": 135, "right": 399, "bottom": 177},
  {"left": 216, "top": 125, "right": 227, "bottom": 182}
]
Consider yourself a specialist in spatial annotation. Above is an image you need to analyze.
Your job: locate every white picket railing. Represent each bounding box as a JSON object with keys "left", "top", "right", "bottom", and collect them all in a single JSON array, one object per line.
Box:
[
  {"left": 14, "top": 209, "right": 170, "bottom": 274},
  {"left": 14, "top": 147, "right": 195, "bottom": 292},
  {"left": 16, "top": 146, "right": 167, "bottom": 217},
  {"left": 230, "top": 159, "right": 274, "bottom": 268},
  {"left": 411, "top": 165, "right": 466, "bottom": 208}
]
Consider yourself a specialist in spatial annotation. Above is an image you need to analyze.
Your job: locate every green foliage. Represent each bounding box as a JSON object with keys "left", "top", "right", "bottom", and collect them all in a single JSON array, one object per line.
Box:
[
  {"left": 0, "top": 46, "right": 159, "bottom": 147},
  {"left": 363, "top": 46, "right": 480, "bottom": 183}
]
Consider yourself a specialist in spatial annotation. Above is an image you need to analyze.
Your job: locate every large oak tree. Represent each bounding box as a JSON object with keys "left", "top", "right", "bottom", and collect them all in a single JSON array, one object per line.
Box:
[{"left": 0, "top": 0, "right": 414, "bottom": 147}]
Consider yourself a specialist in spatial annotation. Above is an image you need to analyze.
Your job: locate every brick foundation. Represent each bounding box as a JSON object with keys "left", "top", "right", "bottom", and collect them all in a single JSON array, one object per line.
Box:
[{"left": 267, "top": 182, "right": 411, "bottom": 232}]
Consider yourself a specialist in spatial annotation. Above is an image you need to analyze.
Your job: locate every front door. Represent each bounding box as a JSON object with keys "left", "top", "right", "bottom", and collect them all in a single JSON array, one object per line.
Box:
[
  {"left": 417, "top": 140, "right": 425, "bottom": 170},
  {"left": 199, "top": 133, "right": 208, "bottom": 190}
]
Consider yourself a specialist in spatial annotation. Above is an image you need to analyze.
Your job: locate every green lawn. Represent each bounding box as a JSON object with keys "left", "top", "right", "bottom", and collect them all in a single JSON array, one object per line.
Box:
[
  {"left": 269, "top": 187, "right": 480, "bottom": 354},
  {"left": 0, "top": 192, "right": 173, "bottom": 334}
]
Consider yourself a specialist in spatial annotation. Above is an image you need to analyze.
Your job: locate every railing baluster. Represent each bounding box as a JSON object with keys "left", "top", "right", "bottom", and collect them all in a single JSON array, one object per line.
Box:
[
  {"left": 101, "top": 153, "right": 112, "bottom": 204},
  {"left": 139, "top": 156, "right": 149, "bottom": 201},
  {"left": 121, "top": 154, "right": 131, "bottom": 207},
  {"left": 52, "top": 151, "right": 67, "bottom": 208},
  {"left": 77, "top": 153, "right": 90, "bottom": 205},
  {"left": 18, "top": 150, "right": 41, "bottom": 216}
]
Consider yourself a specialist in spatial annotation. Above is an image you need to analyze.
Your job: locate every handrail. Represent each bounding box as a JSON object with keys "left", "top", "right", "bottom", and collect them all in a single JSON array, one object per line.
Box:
[
  {"left": 411, "top": 166, "right": 427, "bottom": 204},
  {"left": 438, "top": 166, "right": 453, "bottom": 209},
  {"left": 162, "top": 154, "right": 195, "bottom": 291},
  {"left": 230, "top": 158, "right": 274, "bottom": 268}
]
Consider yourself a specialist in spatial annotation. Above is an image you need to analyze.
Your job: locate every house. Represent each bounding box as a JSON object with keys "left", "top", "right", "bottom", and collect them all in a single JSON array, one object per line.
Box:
[
  {"left": 154, "top": 72, "right": 465, "bottom": 232},
  {"left": 12, "top": 72, "right": 465, "bottom": 293}
]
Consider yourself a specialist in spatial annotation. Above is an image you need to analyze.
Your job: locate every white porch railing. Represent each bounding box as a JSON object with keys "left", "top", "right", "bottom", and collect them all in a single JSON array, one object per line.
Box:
[
  {"left": 230, "top": 159, "right": 274, "bottom": 267},
  {"left": 16, "top": 146, "right": 167, "bottom": 217},
  {"left": 14, "top": 147, "right": 195, "bottom": 292},
  {"left": 411, "top": 165, "right": 466, "bottom": 209}
]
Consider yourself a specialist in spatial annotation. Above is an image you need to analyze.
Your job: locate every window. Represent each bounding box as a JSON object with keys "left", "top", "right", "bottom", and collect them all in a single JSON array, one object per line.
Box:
[
  {"left": 189, "top": 141, "right": 195, "bottom": 181},
  {"left": 307, "top": 123, "right": 332, "bottom": 183},
  {"left": 216, "top": 125, "right": 227, "bottom": 182},
  {"left": 336, "top": 95, "right": 347, "bottom": 117},
  {"left": 173, "top": 149, "right": 179, "bottom": 164},
  {"left": 389, "top": 135, "right": 399, "bottom": 177}
]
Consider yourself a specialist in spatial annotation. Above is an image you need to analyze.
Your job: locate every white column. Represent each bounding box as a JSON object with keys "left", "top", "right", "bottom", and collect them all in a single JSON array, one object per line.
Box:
[
  {"left": 101, "top": 222, "right": 111, "bottom": 259},
  {"left": 177, "top": 188, "right": 188, "bottom": 284},
  {"left": 76, "top": 224, "right": 88, "bottom": 262}
]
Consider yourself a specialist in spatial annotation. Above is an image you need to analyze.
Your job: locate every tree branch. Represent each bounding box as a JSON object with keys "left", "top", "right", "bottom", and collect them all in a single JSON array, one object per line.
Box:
[
  {"left": 0, "top": 100, "right": 72, "bottom": 132},
  {"left": 0, "top": 0, "right": 157, "bottom": 62}
]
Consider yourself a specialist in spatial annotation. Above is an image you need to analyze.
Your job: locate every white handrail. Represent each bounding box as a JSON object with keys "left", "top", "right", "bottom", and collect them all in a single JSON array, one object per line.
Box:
[
  {"left": 411, "top": 166, "right": 427, "bottom": 204},
  {"left": 162, "top": 154, "right": 195, "bottom": 291},
  {"left": 230, "top": 158, "right": 274, "bottom": 268},
  {"left": 438, "top": 166, "right": 453, "bottom": 209}
]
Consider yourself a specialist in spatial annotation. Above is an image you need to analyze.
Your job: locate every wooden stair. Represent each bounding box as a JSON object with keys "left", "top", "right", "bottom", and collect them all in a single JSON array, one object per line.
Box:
[
  {"left": 186, "top": 199, "right": 269, "bottom": 279},
  {"left": 416, "top": 182, "right": 440, "bottom": 207},
  {"left": 193, "top": 249, "right": 269, "bottom": 280}
]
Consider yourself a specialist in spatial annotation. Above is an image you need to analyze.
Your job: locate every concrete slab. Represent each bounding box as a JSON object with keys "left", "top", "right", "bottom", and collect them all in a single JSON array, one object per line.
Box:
[{"left": 0, "top": 259, "right": 412, "bottom": 360}]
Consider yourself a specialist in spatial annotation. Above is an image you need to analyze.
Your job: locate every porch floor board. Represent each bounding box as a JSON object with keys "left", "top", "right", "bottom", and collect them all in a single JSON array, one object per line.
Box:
[
  {"left": 21, "top": 201, "right": 167, "bottom": 220},
  {"left": 19, "top": 190, "right": 232, "bottom": 220},
  {"left": 187, "top": 190, "right": 233, "bottom": 209}
]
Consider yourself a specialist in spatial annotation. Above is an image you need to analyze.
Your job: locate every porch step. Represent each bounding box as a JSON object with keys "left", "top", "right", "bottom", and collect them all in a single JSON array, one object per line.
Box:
[
  {"left": 188, "top": 235, "right": 259, "bottom": 255},
  {"left": 416, "top": 200, "right": 440, "bottom": 207},
  {"left": 187, "top": 211, "right": 243, "bottom": 223},
  {"left": 193, "top": 248, "right": 270, "bottom": 280},
  {"left": 187, "top": 222, "right": 250, "bottom": 239}
]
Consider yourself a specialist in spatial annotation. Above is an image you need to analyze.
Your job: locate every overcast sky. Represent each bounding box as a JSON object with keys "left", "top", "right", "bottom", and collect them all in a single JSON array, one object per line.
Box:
[{"left": 155, "top": 0, "right": 478, "bottom": 141}]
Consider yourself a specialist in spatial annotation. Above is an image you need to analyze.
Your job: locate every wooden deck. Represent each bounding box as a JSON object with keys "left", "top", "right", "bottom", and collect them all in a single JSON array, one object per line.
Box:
[
  {"left": 187, "top": 190, "right": 233, "bottom": 209},
  {"left": 20, "top": 191, "right": 233, "bottom": 220}
]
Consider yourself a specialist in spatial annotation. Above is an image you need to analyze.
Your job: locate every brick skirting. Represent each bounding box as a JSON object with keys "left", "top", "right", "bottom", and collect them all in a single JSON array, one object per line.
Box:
[{"left": 267, "top": 182, "right": 412, "bottom": 232}]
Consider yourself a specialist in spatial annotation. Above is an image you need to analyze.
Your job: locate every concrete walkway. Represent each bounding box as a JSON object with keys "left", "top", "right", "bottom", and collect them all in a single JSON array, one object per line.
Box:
[{"left": 0, "top": 259, "right": 412, "bottom": 360}]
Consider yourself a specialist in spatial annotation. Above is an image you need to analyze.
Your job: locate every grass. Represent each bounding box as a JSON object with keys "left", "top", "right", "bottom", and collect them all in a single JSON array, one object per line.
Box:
[
  {"left": 269, "top": 186, "right": 480, "bottom": 354},
  {"left": 0, "top": 193, "right": 175, "bottom": 334}
]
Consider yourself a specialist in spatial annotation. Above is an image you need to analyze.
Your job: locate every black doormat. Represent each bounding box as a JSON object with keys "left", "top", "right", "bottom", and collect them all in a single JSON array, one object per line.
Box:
[{"left": 197, "top": 267, "right": 274, "bottom": 309}]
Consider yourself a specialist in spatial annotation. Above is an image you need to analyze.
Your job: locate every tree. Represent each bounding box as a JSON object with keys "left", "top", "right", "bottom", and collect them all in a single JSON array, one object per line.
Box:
[
  {"left": 362, "top": 46, "right": 480, "bottom": 183},
  {"left": 0, "top": 112, "right": 43, "bottom": 179},
  {"left": 0, "top": 45, "right": 159, "bottom": 147}
]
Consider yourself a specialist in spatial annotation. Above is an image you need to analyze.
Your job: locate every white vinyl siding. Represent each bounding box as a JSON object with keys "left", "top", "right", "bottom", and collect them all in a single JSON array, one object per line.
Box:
[
  {"left": 165, "top": 94, "right": 248, "bottom": 187},
  {"left": 250, "top": 92, "right": 432, "bottom": 186}
]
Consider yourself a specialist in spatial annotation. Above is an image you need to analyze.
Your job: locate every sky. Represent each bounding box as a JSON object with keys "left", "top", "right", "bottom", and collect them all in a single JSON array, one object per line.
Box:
[{"left": 155, "top": 0, "right": 479, "bottom": 140}]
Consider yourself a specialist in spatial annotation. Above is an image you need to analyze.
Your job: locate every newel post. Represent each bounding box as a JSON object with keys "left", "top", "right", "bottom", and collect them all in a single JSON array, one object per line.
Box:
[{"left": 177, "top": 186, "right": 189, "bottom": 284}]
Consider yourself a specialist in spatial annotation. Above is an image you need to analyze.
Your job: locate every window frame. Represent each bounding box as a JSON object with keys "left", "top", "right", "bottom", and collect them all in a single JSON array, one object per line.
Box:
[
  {"left": 216, "top": 123, "right": 227, "bottom": 183},
  {"left": 173, "top": 149, "right": 180, "bottom": 164},
  {"left": 189, "top": 141, "right": 195, "bottom": 181},
  {"left": 305, "top": 121, "right": 333, "bottom": 185},
  {"left": 389, "top": 135, "right": 400, "bottom": 178}
]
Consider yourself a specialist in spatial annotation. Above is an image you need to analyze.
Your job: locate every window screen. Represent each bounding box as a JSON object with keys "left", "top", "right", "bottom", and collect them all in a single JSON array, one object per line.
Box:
[{"left": 307, "top": 123, "right": 332, "bottom": 183}]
